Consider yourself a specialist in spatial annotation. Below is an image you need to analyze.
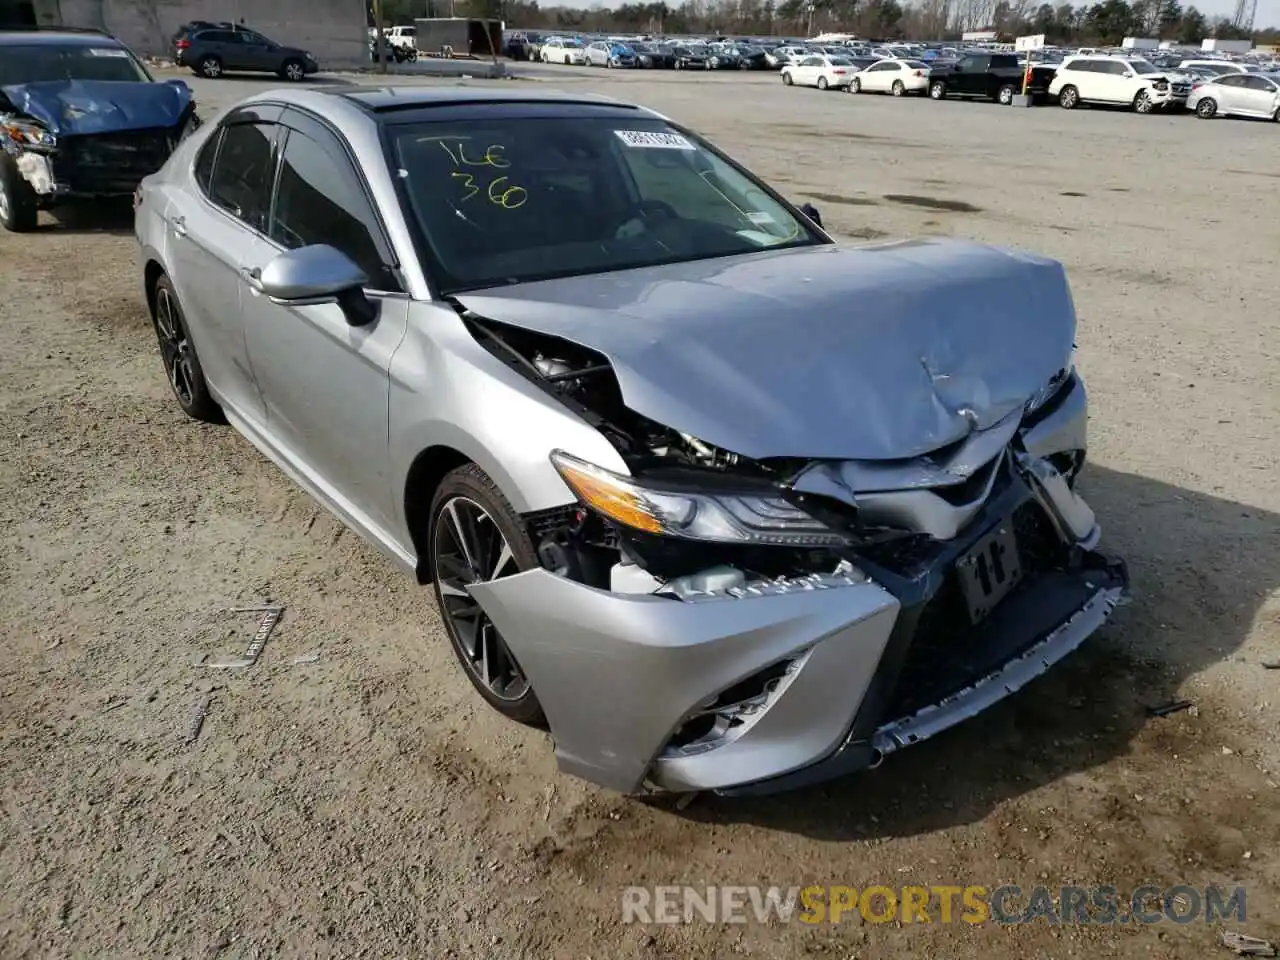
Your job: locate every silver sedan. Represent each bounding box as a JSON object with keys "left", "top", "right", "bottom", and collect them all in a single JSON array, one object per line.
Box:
[
  {"left": 134, "top": 87, "right": 1128, "bottom": 796},
  {"left": 1187, "top": 71, "right": 1280, "bottom": 120}
]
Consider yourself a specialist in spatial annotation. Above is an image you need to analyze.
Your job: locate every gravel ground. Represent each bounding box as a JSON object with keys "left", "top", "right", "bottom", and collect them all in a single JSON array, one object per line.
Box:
[{"left": 1, "top": 67, "right": 1278, "bottom": 959}]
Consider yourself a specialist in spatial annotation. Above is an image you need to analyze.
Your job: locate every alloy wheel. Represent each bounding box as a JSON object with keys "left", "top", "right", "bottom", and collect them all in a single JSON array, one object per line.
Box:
[
  {"left": 1134, "top": 91, "right": 1152, "bottom": 113},
  {"left": 0, "top": 182, "right": 10, "bottom": 224},
  {"left": 892, "top": 80, "right": 905, "bottom": 96},
  {"left": 999, "top": 85, "right": 1015, "bottom": 105},
  {"left": 433, "top": 496, "right": 529, "bottom": 702},
  {"left": 286, "top": 62, "right": 304, "bottom": 81},
  {"left": 202, "top": 58, "right": 220, "bottom": 78},
  {"left": 154, "top": 286, "right": 195, "bottom": 406},
  {"left": 1196, "top": 98, "right": 1216, "bottom": 118}
]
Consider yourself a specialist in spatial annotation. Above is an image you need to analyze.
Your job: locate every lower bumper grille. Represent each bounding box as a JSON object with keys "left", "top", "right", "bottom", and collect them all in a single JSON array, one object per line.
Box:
[
  {"left": 53, "top": 127, "right": 178, "bottom": 195},
  {"left": 880, "top": 501, "right": 1068, "bottom": 719}
]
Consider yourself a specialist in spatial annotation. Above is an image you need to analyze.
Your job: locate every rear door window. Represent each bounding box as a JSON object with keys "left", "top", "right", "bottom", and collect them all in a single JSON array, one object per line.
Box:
[{"left": 207, "top": 121, "right": 276, "bottom": 231}]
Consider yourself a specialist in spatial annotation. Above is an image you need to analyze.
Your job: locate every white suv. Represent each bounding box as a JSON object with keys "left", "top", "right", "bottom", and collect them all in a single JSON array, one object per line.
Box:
[
  {"left": 1049, "top": 55, "right": 1190, "bottom": 112},
  {"left": 383, "top": 25, "right": 416, "bottom": 51}
]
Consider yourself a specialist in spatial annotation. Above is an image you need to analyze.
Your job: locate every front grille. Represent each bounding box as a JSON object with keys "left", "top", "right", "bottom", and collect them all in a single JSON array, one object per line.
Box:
[
  {"left": 55, "top": 127, "right": 177, "bottom": 194},
  {"left": 879, "top": 501, "right": 1067, "bottom": 719}
]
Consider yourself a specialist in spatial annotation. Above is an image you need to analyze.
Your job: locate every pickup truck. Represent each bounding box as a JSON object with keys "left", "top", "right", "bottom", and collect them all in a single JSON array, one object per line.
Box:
[{"left": 927, "top": 52, "right": 1058, "bottom": 105}]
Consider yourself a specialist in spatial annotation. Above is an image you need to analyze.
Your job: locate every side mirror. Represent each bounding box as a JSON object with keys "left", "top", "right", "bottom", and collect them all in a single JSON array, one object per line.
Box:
[
  {"left": 799, "top": 202, "right": 823, "bottom": 228},
  {"left": 258, "top": 245, "right": 377, "bottom": 326}
]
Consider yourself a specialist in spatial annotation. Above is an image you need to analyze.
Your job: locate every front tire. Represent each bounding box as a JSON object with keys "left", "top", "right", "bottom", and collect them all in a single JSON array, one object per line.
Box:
[
  {"left": 281, "top": 58, "right": 305, "bottom": 82},
  {"left": 150, "top": 274, "right": 223, "bottom": 423},
  {"left": 997, "top": 83, "right": 1016, "bottom": 105},
  {"left": 1133, "top": 89, "right": 1153, "bottom": 113},
  {"left": 1195, "top": 97, "right": 1217, "bottom": 118},
  {"left": 0, "top": 153, "right": 39, "bottom": 233},
  {"left": 1058, "top": 84, "right": 1079, "bottom": 109},
  {"left": 891, "top": 79, "right": 905, "bottom": 96},
  {"left": 781, "top": 70, "right": 792, "bottom": 85},
  {"left": 929, "top": 80, "right": 946, "bottom": 99},
  {"left": 430, "top": 464, "right": 545, "bottom": 725}
]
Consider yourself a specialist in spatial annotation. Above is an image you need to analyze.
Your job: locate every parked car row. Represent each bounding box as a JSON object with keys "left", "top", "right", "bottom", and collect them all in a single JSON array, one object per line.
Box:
[{"left": 779, "top": 48, "right": 1279, "bottom": 120}]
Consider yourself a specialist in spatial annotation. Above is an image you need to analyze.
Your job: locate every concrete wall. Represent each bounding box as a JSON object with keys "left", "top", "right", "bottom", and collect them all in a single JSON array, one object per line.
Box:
[{"left": 34, "top": 0, "right": 368, "bottom": 66}]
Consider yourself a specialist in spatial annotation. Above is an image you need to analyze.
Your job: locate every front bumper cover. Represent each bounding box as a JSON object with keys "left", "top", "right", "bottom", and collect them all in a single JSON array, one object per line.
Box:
[{"left": 469, "top": 470, "right": 1129, "bottom": 796}]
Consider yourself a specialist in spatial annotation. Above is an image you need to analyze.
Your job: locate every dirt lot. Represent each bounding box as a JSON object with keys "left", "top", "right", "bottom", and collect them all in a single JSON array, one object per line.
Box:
[{"left": 2, "top": 67, "right": 1278, "bottom": 959}]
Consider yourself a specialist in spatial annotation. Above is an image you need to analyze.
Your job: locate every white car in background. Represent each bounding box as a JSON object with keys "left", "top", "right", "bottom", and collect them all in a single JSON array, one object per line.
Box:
[
  {"left": 781, "top": 54, "right": 858, "bottom": 90},
  {"left": 1176, "top": 58, "right": 1253, "bottom": 76},
  {"left": 767, "top": 45, "right": 809, "bottom": 68},
  {"left": 1049, "top": 55, "right": 1189, "bottom": 112},
  {"left": 1187, "top": 71, "right": 1280, "bottom": 120},
  {"left": 539, "top": 37, "right": 587, "bottom": 65},
  {"left": 850, "top": 59, "right": 931, "bottom": 95}
]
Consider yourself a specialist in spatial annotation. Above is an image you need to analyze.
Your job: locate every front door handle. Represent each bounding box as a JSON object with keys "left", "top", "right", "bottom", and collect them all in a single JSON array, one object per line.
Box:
[
  {"left": 170, "top": 215, "right": 187, "bottom": 237},
  {"left": 240, "top": 266, "right": 263, "bottom": 292}
]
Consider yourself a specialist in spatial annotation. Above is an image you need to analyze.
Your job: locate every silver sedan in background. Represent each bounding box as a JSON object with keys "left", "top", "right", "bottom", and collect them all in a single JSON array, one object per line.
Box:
[
  {"left": 1186, "top": 71, "right": 1280, "bottom": 120},
  {"left": 134, "top": 87, "right": 1127, "bottom": 797}
]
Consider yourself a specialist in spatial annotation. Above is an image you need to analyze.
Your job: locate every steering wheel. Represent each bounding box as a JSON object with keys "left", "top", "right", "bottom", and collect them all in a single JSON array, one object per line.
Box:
[{"left": 613, "top": 199, "right": 680, "bottom": 240}]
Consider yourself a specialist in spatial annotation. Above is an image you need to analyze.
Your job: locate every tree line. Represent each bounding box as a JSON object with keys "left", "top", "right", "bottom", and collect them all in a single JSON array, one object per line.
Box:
[{"left": 374, "top": 0, "right": 1278, "bottom": 45}]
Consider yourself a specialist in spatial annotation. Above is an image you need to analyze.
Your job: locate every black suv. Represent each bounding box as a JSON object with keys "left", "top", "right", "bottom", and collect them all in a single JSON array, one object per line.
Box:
[
  {"left": 175, "top": 25, "right": 319, "bottom": 81},
  {"left": 927, "top": 52, "right": 1058, "bottom": 105},
  {"left": 0, "top": 27, "right": 199, "bottom": 231}
]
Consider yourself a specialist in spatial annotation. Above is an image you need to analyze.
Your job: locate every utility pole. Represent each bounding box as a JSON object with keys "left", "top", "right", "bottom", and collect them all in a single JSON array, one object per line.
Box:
[
  {"left": 372, "top": 0, "right": 388, "bottom": 74},
  {"left": 806, "top": 1, "right": 815, "bottom": 37}
]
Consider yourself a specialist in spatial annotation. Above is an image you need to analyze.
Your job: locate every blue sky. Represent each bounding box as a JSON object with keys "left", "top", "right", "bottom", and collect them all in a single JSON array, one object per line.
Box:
[{"left": 553, "top": 0, "right": 1279, "bottom": 29}]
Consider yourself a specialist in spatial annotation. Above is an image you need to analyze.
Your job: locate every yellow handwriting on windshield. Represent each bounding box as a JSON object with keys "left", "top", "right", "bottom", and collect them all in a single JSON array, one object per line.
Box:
[{"left": 416, "top": 135, "right": 526, "bottom": 208}]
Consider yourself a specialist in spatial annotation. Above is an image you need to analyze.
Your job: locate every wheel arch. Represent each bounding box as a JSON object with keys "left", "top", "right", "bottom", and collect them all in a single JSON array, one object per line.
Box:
[
  {"left": 404, "top": 444, "right": 473, "bottom": 583},
  {"left": 143, "top": 258, "right": 166, "bottom": 319}
]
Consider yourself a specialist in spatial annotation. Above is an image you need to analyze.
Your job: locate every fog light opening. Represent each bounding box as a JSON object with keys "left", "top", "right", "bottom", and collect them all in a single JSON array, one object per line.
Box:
[{"left": 662, "top": 654, "right": 806, "bottom": 757}]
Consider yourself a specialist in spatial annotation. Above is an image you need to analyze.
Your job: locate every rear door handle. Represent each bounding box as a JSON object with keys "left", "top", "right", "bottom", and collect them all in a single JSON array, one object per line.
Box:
[
  {"left": 240, "top": 266, "right": 263, "bottom": 292},
  {"left": 170, "top": 215, "right": 187, "bottom": 237}
]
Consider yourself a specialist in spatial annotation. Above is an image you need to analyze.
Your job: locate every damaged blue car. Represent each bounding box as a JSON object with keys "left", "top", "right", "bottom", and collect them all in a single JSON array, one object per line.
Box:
[{"left": 0, "top": 28, "right": 200, "bottom": 232}]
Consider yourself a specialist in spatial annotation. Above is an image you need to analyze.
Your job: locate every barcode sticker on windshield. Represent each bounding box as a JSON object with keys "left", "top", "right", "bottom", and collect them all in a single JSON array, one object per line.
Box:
[
  {"left": 614, "top": 130, "right": 695, "bottom": 150},
  {"left": 87, "top": 48, "right": 130, "bottom": 57}
]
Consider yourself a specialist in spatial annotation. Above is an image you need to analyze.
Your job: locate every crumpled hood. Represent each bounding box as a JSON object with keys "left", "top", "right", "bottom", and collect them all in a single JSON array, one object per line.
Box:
[
  {"left": 1, "top": 79, "right": 192, "bottom": 136},
  {"left": 457, "top": 238, "right": 1077, "bottom": 461}
]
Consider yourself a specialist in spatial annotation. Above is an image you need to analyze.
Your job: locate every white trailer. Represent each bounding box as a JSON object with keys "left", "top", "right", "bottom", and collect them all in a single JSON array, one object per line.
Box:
[
  {"left": 1201, "top": 38, "right": 1253, "bottom": 53},
  {"left": 1121, "top": 37, "right": 1159, "bottom": 50}
]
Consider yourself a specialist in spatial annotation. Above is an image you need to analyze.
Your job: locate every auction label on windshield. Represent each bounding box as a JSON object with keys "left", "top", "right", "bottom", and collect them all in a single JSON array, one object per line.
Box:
[
  {"left": 87, "top": 48, "right": 131, "bottom": 56},
  {"left": 614, "top": 130, "right": 695, "bottom": 150}
]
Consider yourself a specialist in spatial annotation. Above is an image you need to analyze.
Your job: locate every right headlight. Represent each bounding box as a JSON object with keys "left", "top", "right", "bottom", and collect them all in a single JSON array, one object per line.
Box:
[{"left": 551, "top": 450, "right": 850, "bottom": 547}]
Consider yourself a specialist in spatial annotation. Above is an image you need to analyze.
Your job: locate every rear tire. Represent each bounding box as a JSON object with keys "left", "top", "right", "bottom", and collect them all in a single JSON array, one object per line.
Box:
[
  {"left": 1195, "top": 97, "right": 1217, "bottom": 118},
  {"left": 198, "top": 55, "right": 222, "bottom": 79},
  {"left": 1058, "top": 84, "right": 1079, "bottom": 109},
  {"left": 891, "top": 79, "right": 905, "bottom": 96},
  {"left": 782, "top": 70, "right": 792, "bottom": 85},
  {"left": 150, "top": 274, "right": 223, "bottom": 423},
  {"left": 0, "top": 153, "right": 39, "bottom": 233},
  {"left": 429, "top": 463, "right": 545, "bottom": 726},
  {"left": 817, "top": 75, "right": 828, "bottom": 90},
  {"left": 850, "top": 76, "right": 861, "bottom": 93}
]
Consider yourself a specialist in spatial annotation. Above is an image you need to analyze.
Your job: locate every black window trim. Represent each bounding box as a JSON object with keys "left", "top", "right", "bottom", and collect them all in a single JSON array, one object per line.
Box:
[{"left": 191, "top": 102, "right": 404, "bottom": 296}]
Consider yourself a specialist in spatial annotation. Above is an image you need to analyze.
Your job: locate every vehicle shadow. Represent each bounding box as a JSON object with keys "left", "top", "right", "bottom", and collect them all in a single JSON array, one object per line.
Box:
[
  {"left": 672, "top": 463, "right": 1275, "bottom": 839},
  {"left": 39, "top": 199, "right": 135, "bottom": 236}
]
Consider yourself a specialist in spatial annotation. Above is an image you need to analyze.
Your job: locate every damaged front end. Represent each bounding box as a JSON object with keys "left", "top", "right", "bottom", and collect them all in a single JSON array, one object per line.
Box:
[
  {"left": 455, "top": 308, "right": 1129, "bottom": 796},
  {"left": 1, "top": 79, "right": 198, "bottom": 204}
]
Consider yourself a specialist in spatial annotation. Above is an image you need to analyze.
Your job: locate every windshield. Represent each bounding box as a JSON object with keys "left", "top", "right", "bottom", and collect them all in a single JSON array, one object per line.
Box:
[
  {"left": 1129, "top": 60, "right": 1157, "bottom": 74},
  {"left": 0, "top": 44, "right": 151, "bottom": 85},
  {"left": 389, "top": 117, "right": 821, "bottom": 293}
]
